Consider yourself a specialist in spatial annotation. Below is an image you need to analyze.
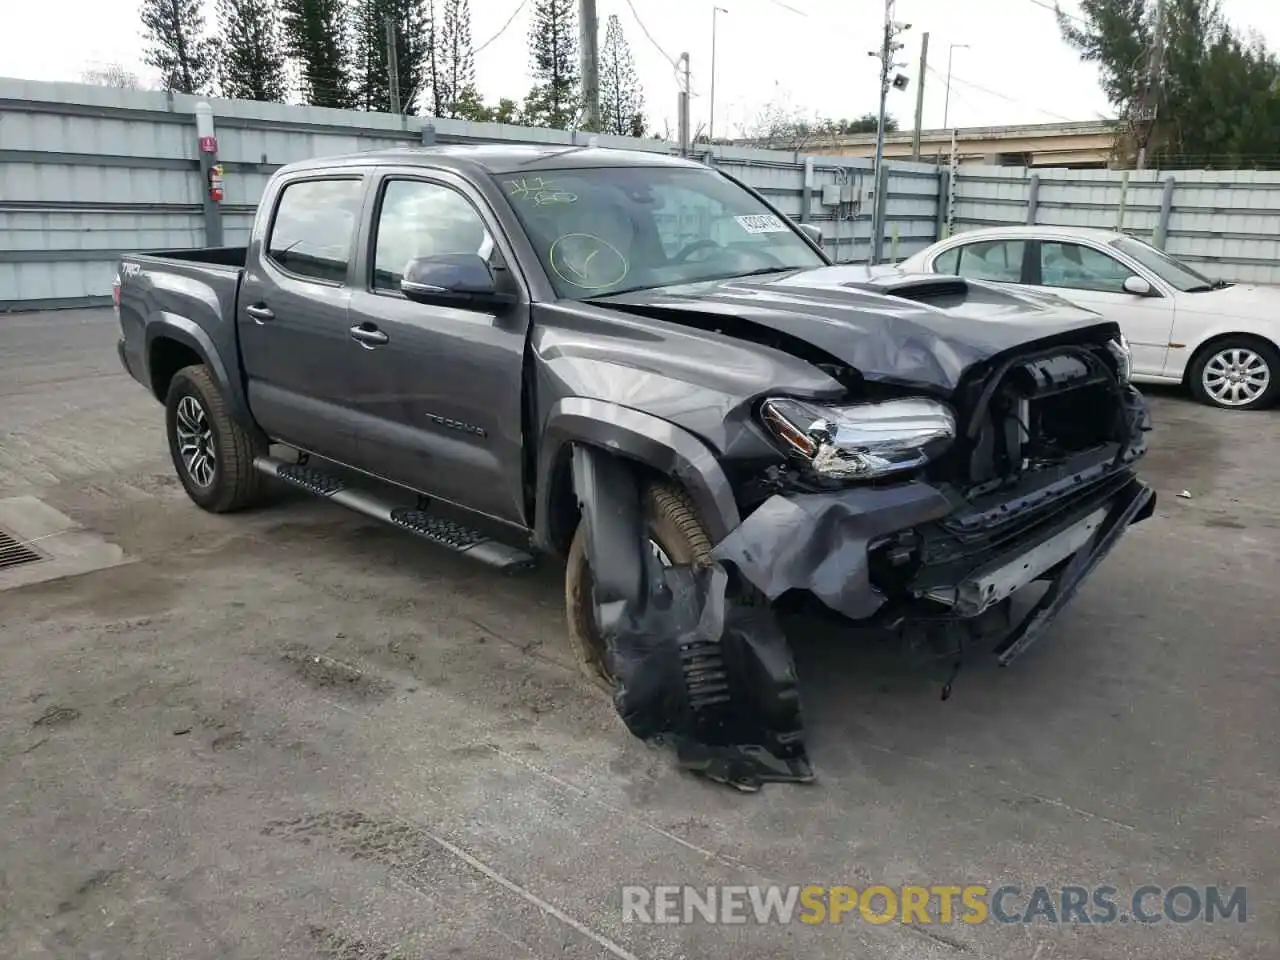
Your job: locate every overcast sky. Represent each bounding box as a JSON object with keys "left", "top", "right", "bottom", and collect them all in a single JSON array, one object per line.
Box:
[{"left": 2, "top": 0, "right": 1277, "bottom": 137}]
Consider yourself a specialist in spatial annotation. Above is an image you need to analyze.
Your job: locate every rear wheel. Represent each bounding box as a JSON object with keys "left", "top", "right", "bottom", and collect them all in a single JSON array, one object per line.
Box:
[
  {"left": 1188, "top": 337, "right": 1280, "bottom": 410},
  {"left": 165, "top": 364, "right": 267, "bottom": 513},
  {"left": 564, "top": 482, "right": 713, "bottom": 692}
]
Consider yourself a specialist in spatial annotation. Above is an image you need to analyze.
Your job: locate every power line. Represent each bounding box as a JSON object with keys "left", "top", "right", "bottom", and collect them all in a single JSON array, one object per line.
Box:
[
  {"left": 1023, "top": 0, "right": 1087, "bottom": 25},
  {"left": 759, "top": 0, "right": 808, "bottom": 16},
  {"left": 621, "top": 0, "right": 678, "bottom": 68},
  {"left": 475, "top": 0, "right": 530, "bottom": 56},
  {"left": 945, "top": 71, "right": 1080, "bottom": 123}
]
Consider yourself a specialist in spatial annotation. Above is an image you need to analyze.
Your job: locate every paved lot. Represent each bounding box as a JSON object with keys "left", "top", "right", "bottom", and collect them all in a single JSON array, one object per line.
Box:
[{"left": 1, "top": 308, "right": 1276, "bottom": 960}]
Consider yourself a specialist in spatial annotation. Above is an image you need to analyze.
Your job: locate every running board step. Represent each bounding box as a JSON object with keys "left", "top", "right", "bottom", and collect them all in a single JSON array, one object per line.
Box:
[{"left": 254, "top": 456, "right": 535, "bottom": 572}]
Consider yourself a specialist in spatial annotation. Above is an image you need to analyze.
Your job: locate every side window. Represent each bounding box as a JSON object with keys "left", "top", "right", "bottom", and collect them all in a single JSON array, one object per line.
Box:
[
  {"left": 932, "top": 247, "right": 961, "bottom": 275},
  {"left": 372, "top": 179, "right": 495, "bottom": 291},
  {"left": 955, "top": 240, "right": 1026, "bottom": 283},
  {"left": 266, "top": 179, "right": 363, "bottom": 283},
  {"left": 1039, "top": 242, "right": 1132, "bottom": 293}
]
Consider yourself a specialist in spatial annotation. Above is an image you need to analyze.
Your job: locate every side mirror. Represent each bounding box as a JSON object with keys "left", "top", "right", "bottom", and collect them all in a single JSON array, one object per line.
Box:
[
  {"left": 400, "top": 254, "right": 513, "bottom": 309},
  {"left": 797, "top": 222, "right": 824, "bottom": 248},
  {"left": 1122, "top": 275, "right": 1153, "bottom": 297}
]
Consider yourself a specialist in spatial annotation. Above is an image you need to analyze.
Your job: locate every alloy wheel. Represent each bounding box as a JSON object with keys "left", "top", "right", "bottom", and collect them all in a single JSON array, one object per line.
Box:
[
  {"left": 1201, "top": 347, "right": 1271, "bottom": 407},
  {"left": 175, "top": 394, "right": 217, "bottom": 487}
]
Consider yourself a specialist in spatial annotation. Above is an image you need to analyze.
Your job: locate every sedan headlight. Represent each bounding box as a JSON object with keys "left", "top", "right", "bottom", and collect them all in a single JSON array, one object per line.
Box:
[
  {"left": 760, "top": 396, "right": 956, "bottom": 481},
  {"left": 1107, "top": 335, "right": 1132, "bottom": 384}
]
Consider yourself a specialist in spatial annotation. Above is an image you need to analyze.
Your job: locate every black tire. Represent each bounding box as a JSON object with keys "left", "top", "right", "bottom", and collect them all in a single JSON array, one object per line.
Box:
[
  {"left": 165, "top": 364, "right": 266, "bottom": 513},
  {"left": 1187, "top": 336, "right": 1280, "bottom": 411},
  {"left": 564, "top": 481, "right": 713, "bottom": 692}
]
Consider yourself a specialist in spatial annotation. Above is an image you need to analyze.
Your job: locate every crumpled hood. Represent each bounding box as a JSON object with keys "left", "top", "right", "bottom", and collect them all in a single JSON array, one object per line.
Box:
[{"left": 594, "top": 264, "right": 1119, "bottom": 393}]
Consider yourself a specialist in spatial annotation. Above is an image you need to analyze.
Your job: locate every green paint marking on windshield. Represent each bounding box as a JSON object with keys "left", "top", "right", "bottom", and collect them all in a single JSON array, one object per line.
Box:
[{"left": 505, "top": 176, "right": 577, "bottom": 205}]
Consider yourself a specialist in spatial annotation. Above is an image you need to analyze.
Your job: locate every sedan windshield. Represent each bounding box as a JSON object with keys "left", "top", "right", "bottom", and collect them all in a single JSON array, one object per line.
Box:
[
  {"left": 1110, "top": 236, "right": 1221, "bottom": 292},
  {"left": 496, "top": 165, "right": 826, "bottom": 299}
]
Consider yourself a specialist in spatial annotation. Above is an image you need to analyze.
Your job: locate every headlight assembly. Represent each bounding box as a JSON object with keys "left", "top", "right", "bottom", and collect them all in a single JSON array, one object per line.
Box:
[
  {"left": 1107, "top": 335, "right": 1132, "bottom": 384},
  {"left": 760, "top": 396, "right": 956, "bottom": 481}
]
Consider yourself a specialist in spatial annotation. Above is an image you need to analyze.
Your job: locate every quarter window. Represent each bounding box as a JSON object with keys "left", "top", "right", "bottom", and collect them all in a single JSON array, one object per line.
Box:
[
  {"left": 1039, "top": 242, "right": 1133, "bottom": 293},
  {"left": 266, "top": 179, "right": 363, "bottom": 283},
  {"left": 932, "top": 247, "right": 961, "bottom": 274},
  {"left": 954, "top": 240, "right": 1026, "bottom": 283},
  {"left": 372, "top": 180, "right": 496, "bottom": 291}
]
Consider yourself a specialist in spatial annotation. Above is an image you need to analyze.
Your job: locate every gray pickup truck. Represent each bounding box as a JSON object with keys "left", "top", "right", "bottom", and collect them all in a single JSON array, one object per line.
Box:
[{"left": 116, "top": 144, "right": 1154, "bottom": 789}]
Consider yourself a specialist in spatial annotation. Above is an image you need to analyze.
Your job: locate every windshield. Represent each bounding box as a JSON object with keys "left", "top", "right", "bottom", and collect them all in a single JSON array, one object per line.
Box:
[
  {"left": 496, "top": 165, "right": 826, "bottom": 298},
  {"left": 1110, "top": 236, "right": 1219, "bottom": 292}
]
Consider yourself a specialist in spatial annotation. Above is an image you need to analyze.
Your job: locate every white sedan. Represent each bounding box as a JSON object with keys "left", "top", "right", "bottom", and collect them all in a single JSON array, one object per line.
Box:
[{"left": 898, "top": 226, "right": 1280, "bottom": 411}]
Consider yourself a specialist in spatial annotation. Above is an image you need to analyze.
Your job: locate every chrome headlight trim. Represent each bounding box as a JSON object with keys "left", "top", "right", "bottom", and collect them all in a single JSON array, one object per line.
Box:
[{"left": 760, "top": 396, "right": 957, "bottom": 481}]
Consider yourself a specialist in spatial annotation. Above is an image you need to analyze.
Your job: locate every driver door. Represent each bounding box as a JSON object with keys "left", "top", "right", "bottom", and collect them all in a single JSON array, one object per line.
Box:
[
  {"left": 345, "top": 171, "right": 531, "bottom": 525},
  {"left": 1027, "top": 240, "right": 1175, "bottom": 377}
]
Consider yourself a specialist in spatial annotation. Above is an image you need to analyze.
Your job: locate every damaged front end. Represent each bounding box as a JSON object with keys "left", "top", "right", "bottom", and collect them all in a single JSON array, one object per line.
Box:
[
  {"left": 714, "top": 336, "right": 1155, "bottom": 687},
  {"left": 570, "top": 445, "right": 814, "bottom": 792}
]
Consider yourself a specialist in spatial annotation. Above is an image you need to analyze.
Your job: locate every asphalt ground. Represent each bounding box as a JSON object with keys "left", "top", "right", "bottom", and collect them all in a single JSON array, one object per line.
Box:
[{"left": 1, "top": 308, "right": 1276, "bottom": 960}]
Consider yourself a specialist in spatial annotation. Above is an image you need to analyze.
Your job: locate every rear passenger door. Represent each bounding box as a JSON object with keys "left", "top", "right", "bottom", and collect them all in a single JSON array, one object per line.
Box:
[
  {"left": 238, "top": 175, "right": 367, "bottom": 465},
  {"left": 933, "top": 238, "right": 1030, "bottom": 285},
  {"left": 346, "top": 171, "right": 532, "bottom": 525}
]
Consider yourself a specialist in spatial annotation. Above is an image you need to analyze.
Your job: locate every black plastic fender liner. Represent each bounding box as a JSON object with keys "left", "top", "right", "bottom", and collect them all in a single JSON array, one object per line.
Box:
[
  {"left": 712, "top": 483, "right": 955, "bottom": 621},
  {"left": 569, "top": 444, "right": 813, "bottom": 791}
]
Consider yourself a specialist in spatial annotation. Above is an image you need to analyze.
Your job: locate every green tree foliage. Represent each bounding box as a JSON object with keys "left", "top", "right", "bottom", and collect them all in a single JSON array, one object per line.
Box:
[
  {"left": 439, "top": 0, "right": 482, "bottom": 118},
  {"left": 140, "top": 0, "right": 214, "bottom": 94},
  {"left": 279, "top": 0, "right": 353, "bottom": 107},
  {"left": 353, "top": 0, "right": 430, "bottom": 114},
  {"left": 1059, "top": 0, "right": 1280, "bottom": 167},
  {"left": 215, "top": 0, "right": 288, "bottom": 102},
  {"left": 524, "top": 0, "right": 579, "bottom": 128},
  {"left": 598, "top": 14, "right": 645, "bottom": 136}
]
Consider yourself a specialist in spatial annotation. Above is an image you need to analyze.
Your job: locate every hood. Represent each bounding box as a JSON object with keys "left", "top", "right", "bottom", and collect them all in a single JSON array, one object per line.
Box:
[
  {"left": 590, "top": 264, "right": 1120, "bottom": 394},
  {"left": 1177, "top": 281, "right": 1278, "bottom": 317}
]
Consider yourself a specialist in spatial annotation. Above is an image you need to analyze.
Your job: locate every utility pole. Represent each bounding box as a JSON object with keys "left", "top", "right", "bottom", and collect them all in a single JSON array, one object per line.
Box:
[
  {"left": 869, "top": 0, "right": 909, "bottom": 261},
  {"left": 943, "top": 43, "right": 968, "bottom": 129},
  {"left": 579, "top": 0, "right": 600, "bottom": 132},
  {"left": 677, "top": 52, "right": 691, "bottom": 156},
  {"left": 710, "top": 6, "right": 727, "bottom": 142},
  {"left": 911, "top": 31, "right": 929, "bottom": 161},
  {"left": 385, "top": 16, "right": 401, "bottom": 115},
  {"left": 1135, "top": 0, "right": 1166, "bottom": 170}
]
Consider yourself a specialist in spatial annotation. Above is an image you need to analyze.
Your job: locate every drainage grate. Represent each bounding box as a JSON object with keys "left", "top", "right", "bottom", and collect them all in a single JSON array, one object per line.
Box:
[{"left": 0, "top": 528, "right": 45, "bottom": 571}]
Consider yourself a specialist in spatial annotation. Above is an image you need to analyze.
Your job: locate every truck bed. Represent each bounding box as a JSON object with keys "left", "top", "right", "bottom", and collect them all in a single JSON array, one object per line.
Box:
[{"left": 136, "top": 247, "right": 248, "bottom": 269}]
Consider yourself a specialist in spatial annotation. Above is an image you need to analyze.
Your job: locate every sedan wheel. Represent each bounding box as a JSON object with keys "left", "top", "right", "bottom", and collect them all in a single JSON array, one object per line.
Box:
[{"left": 1191, "top": 340, "right": 1279, "bottom": 410}]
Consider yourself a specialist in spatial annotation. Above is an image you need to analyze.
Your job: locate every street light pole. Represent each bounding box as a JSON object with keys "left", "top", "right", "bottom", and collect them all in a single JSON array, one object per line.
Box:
[
  {"left": 943, "top": 42, "right": 968, "bottom": 129},
  {"left": 710, "top": 6, "right": 727, "bottom": 142}
]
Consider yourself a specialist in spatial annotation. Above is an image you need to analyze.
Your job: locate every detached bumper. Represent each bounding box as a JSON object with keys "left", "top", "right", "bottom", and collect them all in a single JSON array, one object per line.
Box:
[{"left": 712, "top": 470, "right": 1155, "bottom": 665}]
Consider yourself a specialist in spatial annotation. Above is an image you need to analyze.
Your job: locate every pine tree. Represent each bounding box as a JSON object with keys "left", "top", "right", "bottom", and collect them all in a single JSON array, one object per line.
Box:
[
  {"left": 216, "top": 0, "right": 288, "bottom": 102},
  {"left": 1059, "top": 0, "right": 1280, "bottom": 167},
  {"left": 140, "top": 0, "right": 214, "bottom": 94},
  {"left": 353, "top": 0, "right": 430, "bottom": 114},
  {"left": 280, "top": 0, "right": 353, "bottom": 107},
  {"left": 598, "top": 14, "right": 645, "bottom": 137},
  {"left": 439, "top": 0, "right": 480, "bottom": 118},
  {"left": 525, "top": 0, "right": 579, "bottom": 128}
]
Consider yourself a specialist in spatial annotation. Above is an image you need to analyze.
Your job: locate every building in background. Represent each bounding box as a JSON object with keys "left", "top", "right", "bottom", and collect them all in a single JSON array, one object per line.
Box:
[{"left": 754, "top": 120, "right": 1121, "bottom": 169}]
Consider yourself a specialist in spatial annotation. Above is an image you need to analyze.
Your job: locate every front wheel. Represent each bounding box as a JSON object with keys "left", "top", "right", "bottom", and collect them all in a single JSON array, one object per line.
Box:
[
  {"left": 165, "top": 364, "right": 266, "bottom": 513},
  {"left": 564, "top": 482, "right": 714, "bottom": 692},
  {"left": 1188, "top": 337, "right": 1280, "bottom": 410}
]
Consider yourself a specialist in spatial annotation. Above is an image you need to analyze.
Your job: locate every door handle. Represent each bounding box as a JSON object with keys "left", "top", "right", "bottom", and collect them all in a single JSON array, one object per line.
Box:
[
  {"left": 245, "top": 304, "right": 274, "bottom": 324},
  {"left": 349, "top": 324, "right": 389, "bottom": 348}
]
